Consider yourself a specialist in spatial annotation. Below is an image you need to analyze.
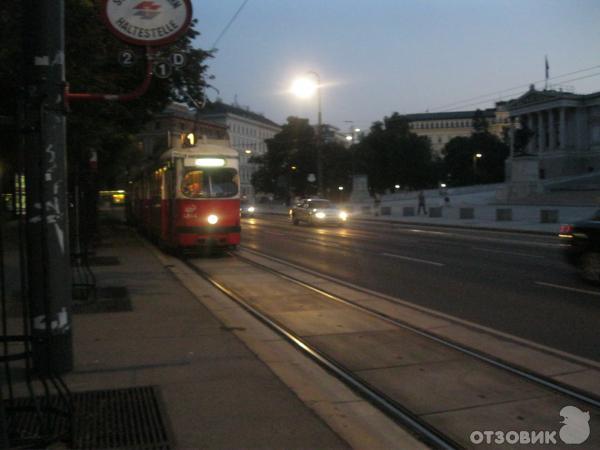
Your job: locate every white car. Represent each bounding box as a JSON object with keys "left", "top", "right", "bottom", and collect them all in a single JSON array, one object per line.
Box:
[
  {"left": 240, "top": 201, "right": 256, "bottom": 217},
  {"left": 290, "top": 198, "right": 348, "bottom": 226}
]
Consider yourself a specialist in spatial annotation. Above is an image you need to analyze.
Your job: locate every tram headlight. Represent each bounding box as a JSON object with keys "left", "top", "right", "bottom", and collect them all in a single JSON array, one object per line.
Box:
[
  {"left": 207, "top": 214, "right": 219, "bottom": 225},
  {"left": 315, "top": 212, "right": 326, "bottom": 219},
  {"left": 339, "top": 211, "right": 348, "bottom": 221}
]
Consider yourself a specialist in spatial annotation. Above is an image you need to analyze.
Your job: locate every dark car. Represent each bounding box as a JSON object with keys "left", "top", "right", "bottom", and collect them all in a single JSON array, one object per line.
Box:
[
  {"left": 290, "top": 198, "right": 349, "bottom": 226},
  {"left": 559, "top": 211, "right": 600, "bottom": 282}
]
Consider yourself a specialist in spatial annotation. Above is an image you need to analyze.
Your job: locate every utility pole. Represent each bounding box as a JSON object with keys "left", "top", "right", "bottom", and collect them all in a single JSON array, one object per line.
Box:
[{"left": 23, "top": 0, "right": 73, "bottom": 375}]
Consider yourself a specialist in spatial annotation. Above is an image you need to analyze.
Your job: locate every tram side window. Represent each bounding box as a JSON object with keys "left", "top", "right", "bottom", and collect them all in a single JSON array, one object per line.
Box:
[{"left": 182, "top": 169, "right": 239, "bottom": 198}]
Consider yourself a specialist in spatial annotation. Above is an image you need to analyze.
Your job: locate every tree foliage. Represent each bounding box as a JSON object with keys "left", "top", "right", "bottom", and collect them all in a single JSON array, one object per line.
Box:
[
  {"left": 472, "top": 109, "right": 489, "bottom": 134},
  {"left": 442, "top": 131, "right": 509, "bottom": 186},
  {"left": 251, "top": 117, "right": 352, "bottom": 201},
  {"left": 353, "top": 113, "right": 436, "bottom": 193},
  {"left": 0, "top": 0, "right": 212, "bottom": 189}
]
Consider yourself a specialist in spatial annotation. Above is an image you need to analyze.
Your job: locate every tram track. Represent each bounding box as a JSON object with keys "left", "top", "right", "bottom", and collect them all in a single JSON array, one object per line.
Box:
[
  {"left": 182, "top": 256, "right": 459, "bottom": 450},
  {"left": 234, "top": 248, "right": 600, "bottom": 409},
  {"left": 181, "top": 250, "right": 600, "bottom": 448}
]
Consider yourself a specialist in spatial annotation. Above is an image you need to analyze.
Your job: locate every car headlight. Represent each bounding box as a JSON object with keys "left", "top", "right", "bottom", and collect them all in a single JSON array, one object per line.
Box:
[
  {"left": 207, "top": 214, "right": 219, "bottom": 224},
  {"left": 315, "top": 212, "right": 326, "bottom": 219},
  {"left": 339, "top": 211, "right": 348, "bottom": 220},
  {"left": 247, "top": 206, "right": 255, "bottom": 213}
]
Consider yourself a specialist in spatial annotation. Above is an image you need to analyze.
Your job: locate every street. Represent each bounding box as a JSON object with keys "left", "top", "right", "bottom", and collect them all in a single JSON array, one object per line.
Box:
[{"left": 241, "top": 215, "right": 600, "bottom": 362}]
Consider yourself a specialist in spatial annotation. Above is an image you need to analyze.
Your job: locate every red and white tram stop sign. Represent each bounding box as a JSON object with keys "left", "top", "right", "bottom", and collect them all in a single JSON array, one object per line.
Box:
[{"left": 102, "top": 0, "right": 193, "bottom": 47}]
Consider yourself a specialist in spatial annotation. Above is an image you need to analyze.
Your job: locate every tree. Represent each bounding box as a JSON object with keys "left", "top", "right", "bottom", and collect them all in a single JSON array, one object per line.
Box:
[
  {"left": 353, "top": 113, "right": 436, "bottom": 193},
  {"left": 472, "top": 109, "right": 489, "bottom": 134},
  {"left": 251, "top": 117, "right": 316, "bottom": 200},
  {"left": 251, "top": 117, "right": 353, "bottom": 201},
  {"left": 0, "top": 0, "right": 212, "bottom": 190},
  {"left": 442, "top": 131, "right": 509, "bottom": 186}
]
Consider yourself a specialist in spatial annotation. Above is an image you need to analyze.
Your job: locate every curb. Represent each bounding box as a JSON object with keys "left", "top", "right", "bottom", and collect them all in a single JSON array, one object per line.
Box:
[{"left": 255, "top": 211, "right": 557, "bottom": 236}]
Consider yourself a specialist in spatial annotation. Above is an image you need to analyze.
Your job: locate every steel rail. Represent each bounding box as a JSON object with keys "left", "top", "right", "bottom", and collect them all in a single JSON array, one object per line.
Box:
[
  {"left": 234, "top": 249, "right": 600, "bottom": 410},
  {"left": 182, "top": 258, "right": 461, "bottom": 450}
]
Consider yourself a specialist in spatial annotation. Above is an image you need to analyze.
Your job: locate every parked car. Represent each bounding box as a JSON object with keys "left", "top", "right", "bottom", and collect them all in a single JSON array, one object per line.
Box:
[
  {"left": 240, "top": 200, "right": 256, "bottom": 218},
  {"left": 559, "top": 211, "right": 600, "bottom": 282},
  {"left": 290, "top": 198, "right": 348, "bottom": 226}
]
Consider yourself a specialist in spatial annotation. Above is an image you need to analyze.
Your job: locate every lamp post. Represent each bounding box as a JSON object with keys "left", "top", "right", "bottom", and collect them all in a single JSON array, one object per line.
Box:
[
  {"left": 473, "top": 153, "right": 482, "bottom": 178},
  {"left": 291, "top": 71, "right": 323, "bottom": 195}
]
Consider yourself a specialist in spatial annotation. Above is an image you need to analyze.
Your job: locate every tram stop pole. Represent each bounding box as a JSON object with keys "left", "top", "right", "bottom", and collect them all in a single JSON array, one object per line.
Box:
[{"left": 23, "top": 0, "right": 73, "bottom": 375}]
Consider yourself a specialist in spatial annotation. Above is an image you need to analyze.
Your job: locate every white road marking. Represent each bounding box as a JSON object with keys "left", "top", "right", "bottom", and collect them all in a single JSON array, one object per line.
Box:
[
  {"left": 473, "top": 247, "right": 545, "bottom": 259},
  {"left": 381, "top": 252, "right": 445, "bottom": 267},
  {"left": 535, "top": 281, "right": 600, "bottom": 297}
]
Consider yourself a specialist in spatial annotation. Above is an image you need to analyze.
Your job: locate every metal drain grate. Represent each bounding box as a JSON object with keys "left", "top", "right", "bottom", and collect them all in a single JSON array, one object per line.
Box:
[{"left": 7, "top": 386, "right": 172, "bottom": 449}]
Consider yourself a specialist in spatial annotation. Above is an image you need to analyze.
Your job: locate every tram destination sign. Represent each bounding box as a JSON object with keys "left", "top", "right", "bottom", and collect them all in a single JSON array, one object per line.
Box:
[{"left": 102, "top": 0, "right": 193, "bottom": 47}]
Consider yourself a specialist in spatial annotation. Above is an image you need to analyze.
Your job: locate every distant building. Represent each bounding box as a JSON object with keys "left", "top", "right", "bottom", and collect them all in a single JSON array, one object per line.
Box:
[
  {"left": 405, "top": 104, "right": 510, "bottom": 156},
  {"left": 318, "top": 124, "right": 351, "bottom": 147},
  {"left": 197, "top": 101, "right": 281, "bottom": 198},
  {"left": 506, "top": 87, "right": 600, "bottom": 179},
  {"left": 137, "top": 103, "right": 228, "bottom": 157}
]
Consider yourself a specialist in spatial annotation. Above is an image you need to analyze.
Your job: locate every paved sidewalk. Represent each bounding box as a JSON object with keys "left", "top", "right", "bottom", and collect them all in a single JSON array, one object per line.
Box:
[{"left": 65, "top": 221, "right": 350, "bottom": 449}]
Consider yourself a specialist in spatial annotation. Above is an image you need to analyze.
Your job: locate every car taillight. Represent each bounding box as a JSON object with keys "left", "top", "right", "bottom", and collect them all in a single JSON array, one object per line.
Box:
[{"left": 558, "top": 224, "right": 574, "bottom": 237}]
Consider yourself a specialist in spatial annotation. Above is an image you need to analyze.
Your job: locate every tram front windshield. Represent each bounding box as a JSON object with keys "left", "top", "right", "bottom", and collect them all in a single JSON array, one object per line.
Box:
[{"left": 181, "top": 168, "right": 238, "bottom": 198}]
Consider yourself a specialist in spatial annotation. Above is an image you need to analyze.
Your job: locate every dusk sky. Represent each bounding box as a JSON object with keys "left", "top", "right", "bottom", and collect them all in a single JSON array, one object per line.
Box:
[{"left": 191, "top": 0, "right": 600, "bottom": 133}]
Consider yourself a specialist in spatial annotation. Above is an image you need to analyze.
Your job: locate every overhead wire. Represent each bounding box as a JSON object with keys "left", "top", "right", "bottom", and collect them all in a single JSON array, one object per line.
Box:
[
  {"left": 210, "top": 0, "right": 250, "bottom": 52},
  {"left": 430, "top": 63, "right": 600, "bottom": 112},
  {"left": 434, "top": 71, "right": 600, "bottom": 112}
]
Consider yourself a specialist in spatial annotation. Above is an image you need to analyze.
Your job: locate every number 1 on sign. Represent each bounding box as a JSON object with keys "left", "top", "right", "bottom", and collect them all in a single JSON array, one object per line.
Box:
[{"left": 154, "top": 62, "right": 172, "bottom": 79}]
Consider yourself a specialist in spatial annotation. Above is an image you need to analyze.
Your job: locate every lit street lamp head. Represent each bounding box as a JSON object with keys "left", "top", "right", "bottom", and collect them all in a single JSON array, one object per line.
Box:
[{"left": 291, "top": 78, "right": 318, "bottom": 98}]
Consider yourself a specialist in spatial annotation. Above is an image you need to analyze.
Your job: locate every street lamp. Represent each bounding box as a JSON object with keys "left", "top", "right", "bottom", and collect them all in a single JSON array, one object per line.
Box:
[
  {"left": 473, "top": 153, "right": 482, "bottom": 176},
  {"left": 292, "top": 71, "right": 322, "bottom": 195}
]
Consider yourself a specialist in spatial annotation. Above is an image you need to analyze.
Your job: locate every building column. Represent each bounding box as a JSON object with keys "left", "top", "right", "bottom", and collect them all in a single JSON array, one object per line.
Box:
[
  {"left": 537, "top": 111, "right": 545, "bottom": 153},
  {"left": 548, "top": 109, "right": 556, "bottom": 151},
  {"left": 559, "top": 107, "right": 567, "bottom": 151},
  {"left": 527, "top": 114, "right": 535, "bottom": 154},
  {"left": 509, "top": 117, "right": 515, "bottom": 158}
]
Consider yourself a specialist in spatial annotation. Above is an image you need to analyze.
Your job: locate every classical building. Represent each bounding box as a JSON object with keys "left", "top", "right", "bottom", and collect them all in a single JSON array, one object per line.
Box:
[
  {"left": 405, "top": 104, "right": 510, "bottom": 155},
  {"left": 197, "top": 101, "right": 281, "bottom": 198},
  {"left": 506, "top": 87, "right": 600, "bottom": 179},
  {"left": 137, "top": 103, "right": 228, "bottom": 157}
]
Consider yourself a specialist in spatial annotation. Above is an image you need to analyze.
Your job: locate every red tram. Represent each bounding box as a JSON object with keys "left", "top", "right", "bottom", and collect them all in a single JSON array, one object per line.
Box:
[{"left": 129, "top": 138, "right": 241, "bottom": 251}]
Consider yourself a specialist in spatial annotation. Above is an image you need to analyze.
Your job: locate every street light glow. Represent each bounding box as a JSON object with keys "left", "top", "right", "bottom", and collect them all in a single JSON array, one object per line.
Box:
[
  {"left": 475, "top": 153, "right": 483, "bottom": 158},
  {"left": 338, "top": 186, "right": 344, "bottom": 191},
  {"left": 291, "top": 78, "right": 317, "bottom": 98},
  {"left": 345, "top": 135, "right": 353, "bottom": 141}
]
